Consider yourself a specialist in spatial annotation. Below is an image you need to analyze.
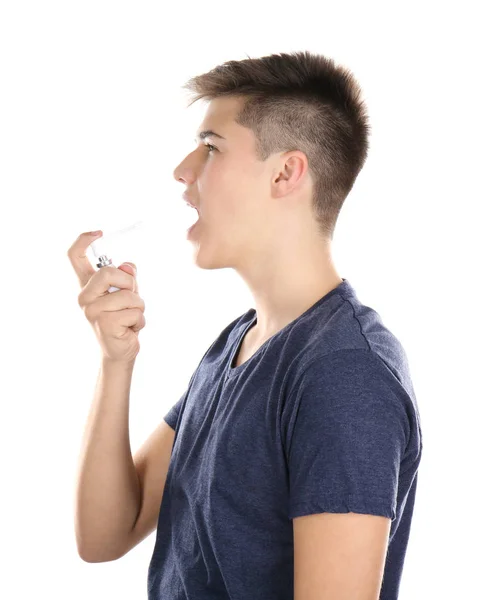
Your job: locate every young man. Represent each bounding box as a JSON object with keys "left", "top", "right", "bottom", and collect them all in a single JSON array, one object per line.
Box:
[{"left": 150, "top": 51, "right": 423, "bottom": 599}]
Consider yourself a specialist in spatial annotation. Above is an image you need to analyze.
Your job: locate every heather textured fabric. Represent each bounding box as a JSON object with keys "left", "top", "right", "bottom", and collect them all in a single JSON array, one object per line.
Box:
[{"left": 147, "top": 278, "right": 423, "bottom": 600}]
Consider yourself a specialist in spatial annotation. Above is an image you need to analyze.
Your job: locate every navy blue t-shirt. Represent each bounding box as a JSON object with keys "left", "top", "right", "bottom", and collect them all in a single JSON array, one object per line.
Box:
[{"left": 148, "top": 278, "right": 423, "bottom": 600}]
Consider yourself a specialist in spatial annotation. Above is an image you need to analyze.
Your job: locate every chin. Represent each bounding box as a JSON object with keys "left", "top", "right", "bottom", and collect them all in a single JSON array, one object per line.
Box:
[
  {"left": 192, "top": 244, "right": 237, "bottom": 271},
  {"left": 194, "top": 248, "right": 233, "bottom": 270},
  {"left": 190, "top": 239, "right": 224, "bottom": 270},
  {"left": 189, "top": 225, "right": 238, "bottom": 270},
  {"left": 193, "top": 254, "right": 222, "bottom": 270}
]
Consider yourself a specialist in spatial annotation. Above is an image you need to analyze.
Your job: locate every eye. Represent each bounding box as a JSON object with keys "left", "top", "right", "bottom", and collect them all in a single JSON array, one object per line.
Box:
[{"left": 205, "top": 143, "right": 217, "bottom": 153}]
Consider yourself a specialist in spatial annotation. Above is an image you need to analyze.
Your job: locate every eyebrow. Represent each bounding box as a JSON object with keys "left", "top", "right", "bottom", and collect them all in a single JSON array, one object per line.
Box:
[{"left": 194, "top": 130, "right": 226, "bottom": 143}]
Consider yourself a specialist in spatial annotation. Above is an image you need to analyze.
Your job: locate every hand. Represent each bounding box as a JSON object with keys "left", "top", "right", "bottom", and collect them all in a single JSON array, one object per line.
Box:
[{"left": 67, "top": 231, "right": 146, "bottom": 364}]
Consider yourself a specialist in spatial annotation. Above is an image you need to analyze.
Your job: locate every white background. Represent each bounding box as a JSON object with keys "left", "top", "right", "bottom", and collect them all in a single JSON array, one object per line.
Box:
[{"left": 1, "top": 1, "right": 499, "bottom": 598}]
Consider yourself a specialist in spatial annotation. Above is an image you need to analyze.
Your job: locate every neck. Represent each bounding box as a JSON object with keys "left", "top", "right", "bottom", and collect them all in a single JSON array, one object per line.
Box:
[{"left": 237, "top": 238, "right": 343, "bottom": 341}]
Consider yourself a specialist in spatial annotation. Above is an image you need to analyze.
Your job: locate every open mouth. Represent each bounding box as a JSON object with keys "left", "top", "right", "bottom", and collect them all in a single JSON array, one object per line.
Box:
[
  {"left": 186, "top": 205, "right": 201, "bottom": 235},
  {"left": 187, "top": 204, "right": 199, "bottom": 223}
]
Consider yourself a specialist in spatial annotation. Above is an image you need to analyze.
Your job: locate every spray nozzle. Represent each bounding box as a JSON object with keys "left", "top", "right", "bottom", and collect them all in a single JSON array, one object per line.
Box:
[{"left": 89, "top": 220, "right": 144, "bottom": 260}]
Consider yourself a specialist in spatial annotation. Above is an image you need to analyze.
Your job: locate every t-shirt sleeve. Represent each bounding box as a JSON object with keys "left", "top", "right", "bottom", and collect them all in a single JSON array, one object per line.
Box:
[
  {"left": 164, "top": 389, "right": 188, "bottom": 431},
  {"left": 162, "top": 331, "right": 227, "bottom": 431},
  {"left": 285, "top": 349, "right": 410, "bottom": 522}
]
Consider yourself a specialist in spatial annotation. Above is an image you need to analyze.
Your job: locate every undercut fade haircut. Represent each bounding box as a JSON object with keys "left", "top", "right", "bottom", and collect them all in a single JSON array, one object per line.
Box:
[{"left": 182, "top": 50, "right": 371, "bottom": 240}]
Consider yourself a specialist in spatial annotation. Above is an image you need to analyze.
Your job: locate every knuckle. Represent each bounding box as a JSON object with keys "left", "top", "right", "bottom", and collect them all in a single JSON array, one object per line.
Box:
[
  {"left": 129, "top": 290, "right": 143, "bottom": 307},
  {"left": 95, "top": 267, "right": 107, "bottom": 281},
  {"left": 95, "top": 312, "right": 108, "bottom": 331},
  {"left": 83, "top": 303, "right": 95, "bottom": 321}
]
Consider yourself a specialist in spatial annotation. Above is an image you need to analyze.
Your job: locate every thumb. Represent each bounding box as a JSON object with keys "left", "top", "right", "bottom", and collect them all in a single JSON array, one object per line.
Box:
[
  {"left": 118, "top": 262, "right": 138, "bottom": 292},
  {"left": 118, "top": 262, "right": 136, "bottom": 275}
]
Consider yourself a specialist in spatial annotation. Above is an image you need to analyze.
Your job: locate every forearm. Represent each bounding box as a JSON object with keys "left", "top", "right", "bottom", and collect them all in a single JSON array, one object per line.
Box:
[{"left": 74, "top": 358, "right": 141, "bottom": 562}]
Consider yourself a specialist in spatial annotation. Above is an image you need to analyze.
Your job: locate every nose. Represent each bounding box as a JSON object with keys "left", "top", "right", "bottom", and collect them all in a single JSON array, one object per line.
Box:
[
  {"left": 172, "top": 161, "right": 183, "bottom": 182},
  {"left": 172, "top": 149, "right": 197, "bottom": 183}
]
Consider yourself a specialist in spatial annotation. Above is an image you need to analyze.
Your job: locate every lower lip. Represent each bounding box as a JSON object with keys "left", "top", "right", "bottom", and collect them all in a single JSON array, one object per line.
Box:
[{"left": 187, "top": 218, "right": 201, "bottom": 238}]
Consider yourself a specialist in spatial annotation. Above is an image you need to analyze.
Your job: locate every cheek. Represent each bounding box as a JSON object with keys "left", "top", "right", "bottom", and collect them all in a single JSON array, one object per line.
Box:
[{"left": 204, "top": 159, "right": 263, "bottom": 224}]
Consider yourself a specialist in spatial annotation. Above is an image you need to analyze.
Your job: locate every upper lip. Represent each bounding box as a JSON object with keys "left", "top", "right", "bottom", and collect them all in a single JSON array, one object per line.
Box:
[{"left": 183, "top": 192, "right": 199, "bottom": 211}]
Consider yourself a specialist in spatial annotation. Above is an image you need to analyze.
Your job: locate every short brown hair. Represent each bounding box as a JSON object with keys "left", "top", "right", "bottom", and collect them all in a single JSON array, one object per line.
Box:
[{"left": 182, "top": 50, "right": 371, "bottom": 240}]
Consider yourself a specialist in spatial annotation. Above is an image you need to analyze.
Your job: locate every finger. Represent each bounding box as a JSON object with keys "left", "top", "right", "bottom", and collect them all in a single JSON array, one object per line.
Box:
[
  {"left": 120, "top": 262, "right": 136, "bottom": 273},
  {"left": 118, "top": 263, "right": 137, "bottom": 293},
  {"left": 99, "top": 308, "right": 145, "bottom": 336},
  {"left": 80, "top": 270, "right": 140, "bottom": 309},
  {"left": 115, "top": 309, "right": 146, "bottom": 333},
  {"left": 85, "top": 289, "right": 145, "bottom": 320},
  {"left": 67, "top": 231, "right": 103, "bottom": 289}
]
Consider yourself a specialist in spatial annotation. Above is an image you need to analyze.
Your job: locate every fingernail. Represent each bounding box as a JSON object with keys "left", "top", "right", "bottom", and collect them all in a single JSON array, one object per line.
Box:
[{"left": 89, "top": 230, "right": 101, "bottom": 235}]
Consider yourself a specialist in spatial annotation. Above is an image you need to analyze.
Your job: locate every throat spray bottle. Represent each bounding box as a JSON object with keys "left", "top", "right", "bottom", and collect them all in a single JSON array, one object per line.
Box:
[{"left": 89, "top": 221, "right": 144, "bottom": 293}]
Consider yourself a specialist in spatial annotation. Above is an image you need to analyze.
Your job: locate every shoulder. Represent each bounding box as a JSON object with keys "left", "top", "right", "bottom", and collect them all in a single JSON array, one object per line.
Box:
[
  {"left": 288, "top": 348, "right": 403, "bottom": 399},
  {"left": 284, "top": 348, "right": 415, "bottom": 443}
]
